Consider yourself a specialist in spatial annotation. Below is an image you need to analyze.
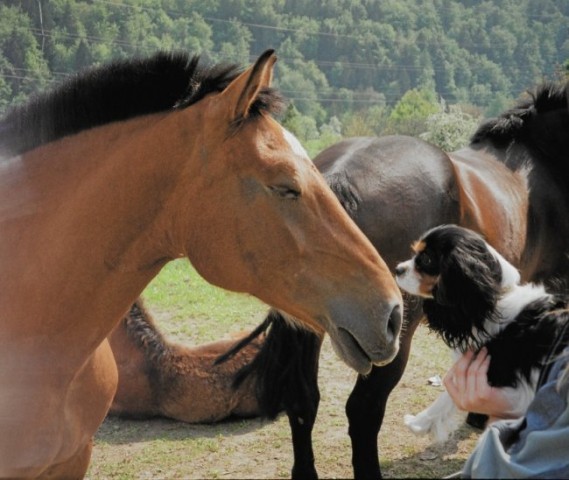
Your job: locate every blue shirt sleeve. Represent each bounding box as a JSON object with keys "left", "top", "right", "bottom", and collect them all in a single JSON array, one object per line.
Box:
[{"left": 462, "top": 350, "right": 569, "bottom": 479}]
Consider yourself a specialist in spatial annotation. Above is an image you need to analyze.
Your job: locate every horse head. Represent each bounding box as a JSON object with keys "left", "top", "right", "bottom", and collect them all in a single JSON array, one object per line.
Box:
[{"left": 168, "top": 51, "right": 403, "bottom": 373}]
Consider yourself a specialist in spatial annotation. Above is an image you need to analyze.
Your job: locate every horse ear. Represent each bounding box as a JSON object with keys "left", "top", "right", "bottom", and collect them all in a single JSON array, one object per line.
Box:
[
  {"left": 435, "top": 242, "right": 500, "bottom": 332},
  {"left": 221, "top": 49, "right": 277, "bottom": 121},
  {"left": 423, "top": 243, "right": 501, "bottom": 350}
]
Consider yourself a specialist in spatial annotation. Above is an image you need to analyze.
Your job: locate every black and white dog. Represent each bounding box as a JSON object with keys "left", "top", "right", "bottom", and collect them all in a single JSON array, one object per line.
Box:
[{"left": 395, "top": 224, "right": 569, "bottom": 442}]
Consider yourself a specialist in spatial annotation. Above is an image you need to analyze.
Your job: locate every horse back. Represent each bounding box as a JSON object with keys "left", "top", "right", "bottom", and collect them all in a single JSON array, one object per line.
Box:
[{"left": 314, "top": 135, "right": 461, "bottom": 270}]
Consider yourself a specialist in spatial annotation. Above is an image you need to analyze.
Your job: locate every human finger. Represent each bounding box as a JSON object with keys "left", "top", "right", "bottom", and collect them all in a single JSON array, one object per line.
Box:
[
  {"left": 474, "top": 353, "right": 492, "bottom": 402},
  {"left": 455, "top": 349, "right": 476, "bottom": 394},
  {"left": 467, "top": 348, "right": 489, "bottom": 398},
  {"left": 443, "top": 350, "right": 475, "bottom": 408}
]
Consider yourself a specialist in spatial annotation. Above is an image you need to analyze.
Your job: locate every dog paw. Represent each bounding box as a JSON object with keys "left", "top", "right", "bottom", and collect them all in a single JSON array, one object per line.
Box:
[
  {"left": 404, "top": 412, "right": 454, "bottom": 443},
  {"left": 404, "top": 413, "right": 430, "bottom": 434}
]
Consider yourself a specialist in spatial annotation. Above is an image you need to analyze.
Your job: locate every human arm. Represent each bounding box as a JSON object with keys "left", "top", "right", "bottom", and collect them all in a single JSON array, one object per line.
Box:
[
  {"left": 443, "top": 348, "right": 528, "bottom": 423},
  {"left": 460, "top": 347, "right": 569, "bottom": 479}
]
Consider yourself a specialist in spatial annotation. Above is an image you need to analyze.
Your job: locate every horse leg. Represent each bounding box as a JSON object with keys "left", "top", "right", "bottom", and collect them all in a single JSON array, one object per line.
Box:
[
  {"left": 243, "top": 312, "right": 324, "bottom": 480},
  {"left": 347, "top": 301, "right": 423, "bottom": 480},
  {"left": 287, "top": 383, "right": 320, "bottom": 480},
  {"left": 286, "top": 334, "right": 322, "bottom": 480},
  {"left": 41, "top": 439, "right": 93, "bottom": 479}
]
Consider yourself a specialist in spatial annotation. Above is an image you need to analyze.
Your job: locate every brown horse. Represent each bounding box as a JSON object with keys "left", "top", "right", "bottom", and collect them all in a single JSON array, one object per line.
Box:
[
  {"left": 108, "top": 299, "right": 264, "bottom": 422},
  {"left": 0, "top": 50, "right": 402, "bottom": 478},
  {"left": 233, "top": 81, "right": 569, "bottom": 479}
]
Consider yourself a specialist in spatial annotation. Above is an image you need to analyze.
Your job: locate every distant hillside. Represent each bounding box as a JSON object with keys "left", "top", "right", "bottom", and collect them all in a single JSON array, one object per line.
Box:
[{"left": 1, "top": 0, "right": 568, "bottom": 125}]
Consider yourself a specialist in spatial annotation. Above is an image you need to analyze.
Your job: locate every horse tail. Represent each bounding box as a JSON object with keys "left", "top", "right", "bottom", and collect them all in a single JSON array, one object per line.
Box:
[
  {"left": 232, "top": 310, "right": 323, "bottom": 419},
  {"left": 214, "top": 314, "right": 273, "bottom": 365}
]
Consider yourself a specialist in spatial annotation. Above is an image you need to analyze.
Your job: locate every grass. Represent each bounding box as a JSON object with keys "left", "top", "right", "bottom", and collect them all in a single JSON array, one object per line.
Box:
[
  {"left": 87, "top": 260, "right": 481, "bottom": 479},
  {"left": 142, "top": 259, "right": 268, "bottom": 342}
]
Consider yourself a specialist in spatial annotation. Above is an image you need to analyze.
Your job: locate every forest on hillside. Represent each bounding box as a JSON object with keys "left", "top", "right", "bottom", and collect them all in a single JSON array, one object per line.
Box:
[{"left": 1, "top": 0, "right": 568, "bottom": 150}]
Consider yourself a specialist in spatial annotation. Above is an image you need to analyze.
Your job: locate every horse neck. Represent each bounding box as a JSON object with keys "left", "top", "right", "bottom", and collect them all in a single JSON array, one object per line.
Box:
[
  {"left": 453, "top": 139, "right": 569, "bottom": 284},
  {"left": 0, "top": 109, "right": 199, "bottom": 367}
]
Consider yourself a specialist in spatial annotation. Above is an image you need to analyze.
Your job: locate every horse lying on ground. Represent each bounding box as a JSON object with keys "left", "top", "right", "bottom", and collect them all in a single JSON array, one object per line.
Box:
[
  {"left": 226, "top": 80, "right": 569, "bottom": 479},
  {"left": 108, "top": 299, "right": 265, "bottom": 423},
  {"left": 0, "top": 49, "right": 403, "bottom": 478}
]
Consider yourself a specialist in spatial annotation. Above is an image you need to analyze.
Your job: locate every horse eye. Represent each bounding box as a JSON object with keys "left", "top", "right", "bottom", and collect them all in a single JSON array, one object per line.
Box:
[{"left": 269, "top": 185, "right": 301, "bottom": 200}]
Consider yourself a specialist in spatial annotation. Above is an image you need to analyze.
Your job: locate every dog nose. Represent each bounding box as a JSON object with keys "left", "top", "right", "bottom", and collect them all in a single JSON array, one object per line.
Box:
[{"left": 395, "top": 264, "right": 407, "bottom": 276}]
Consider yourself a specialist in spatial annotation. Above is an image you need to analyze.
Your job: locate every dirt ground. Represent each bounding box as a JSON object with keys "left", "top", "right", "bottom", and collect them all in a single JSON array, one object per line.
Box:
[{"left": 87, "top": 323, "right": 480, "bottom": 479}]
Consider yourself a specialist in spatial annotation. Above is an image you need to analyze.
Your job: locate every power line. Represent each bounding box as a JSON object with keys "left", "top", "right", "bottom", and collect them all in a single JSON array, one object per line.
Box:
[
  {"left": 0, "top": 70, "right": 520, "bottom": 106},
  {"left": 6, "top": 0, "right": 564, "bottom": 106},
  {"left": 23, "top": 0, "right": 564, "bottom": 81},
  {"left": 90, "top": 0, "right": 566, "bottom": 41},
  {"left": 90, "top": 0, "right": 366, "bottom": 40},
  {"left": 25, "top": 25, "right": 551, "bottom": 75}
]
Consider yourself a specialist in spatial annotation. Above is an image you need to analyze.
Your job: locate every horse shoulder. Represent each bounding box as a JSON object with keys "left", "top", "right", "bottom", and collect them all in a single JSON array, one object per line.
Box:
[
  {"left": 449, "top": 147, "right": 529, "bottom": 263},
  {"left": 0, "top": 339, "right": 117, "bottom": 478}
]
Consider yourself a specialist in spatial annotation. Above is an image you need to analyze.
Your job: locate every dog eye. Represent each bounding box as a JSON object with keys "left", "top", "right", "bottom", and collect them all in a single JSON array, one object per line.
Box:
[{"left": 417, "top": 252, "right": 432, "bottom": 268}]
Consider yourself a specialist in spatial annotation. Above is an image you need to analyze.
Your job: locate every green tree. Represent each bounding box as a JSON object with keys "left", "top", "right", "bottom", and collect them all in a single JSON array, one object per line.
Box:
[
  {"left": 281, "top": 103, "right": 319, "bottom": 144},
  {"left": 0, "top": 4, "right": 50, "bottom": 107},
  {"left": 74, "top": 38, "right": 92, "bottom": 70},
  {"left": 421, "top": 103, "right": 480, "bottom": 151},
  {"left": 0, "top": 53, "right": 13, "bottom": 113},
  {"left": 277, "top": 59, "right": 329, "bottom": 124},
  {"left": 1, "top": 0, "right": 568, "bottom": 121},
  {"left": 170, "top": 12, "right": 214, "bottom": 54},
  {"left": 387, "top": 88, "right": 439, "bottom": 135},
  {"left": 340, "top": 104, "right": 389, "bottom": 137},
  {"left": 212, "top": 19, "right": 251, "bottom": 63}
]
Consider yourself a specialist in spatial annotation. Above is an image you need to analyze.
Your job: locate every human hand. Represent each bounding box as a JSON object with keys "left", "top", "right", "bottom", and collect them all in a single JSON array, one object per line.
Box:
[{"left": 443, "top": 348, "right": 526, "bottom": 423}]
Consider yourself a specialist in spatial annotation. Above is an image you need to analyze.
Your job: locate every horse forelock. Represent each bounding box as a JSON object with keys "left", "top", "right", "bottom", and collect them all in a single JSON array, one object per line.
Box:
[{"left": 0, "top": 51, "right": 284, "bottom": 158}]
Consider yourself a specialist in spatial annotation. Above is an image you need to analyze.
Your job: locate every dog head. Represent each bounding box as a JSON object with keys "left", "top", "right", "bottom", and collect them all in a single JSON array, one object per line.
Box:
[{"left": 395, "top": 225, "right": 520, "bottom": 350}]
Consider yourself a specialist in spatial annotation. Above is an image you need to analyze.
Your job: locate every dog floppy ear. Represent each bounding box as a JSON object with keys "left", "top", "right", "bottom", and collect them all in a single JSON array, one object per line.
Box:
[{"left": 426, "top": 240, "right": 501, "bottom": 350}]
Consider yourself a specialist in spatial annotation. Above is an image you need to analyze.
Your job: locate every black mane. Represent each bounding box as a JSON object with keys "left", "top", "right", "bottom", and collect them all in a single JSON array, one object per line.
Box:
[
  {"left": 124, "top": 300, "right": 170, "bottom": 365},
  {"left": 471, "top": 81, "right": 569, "bottom": 162},
  {"left": 471, "top": 81, "right": 568, "bottom": 145},
  {"left": 325, "top": 172, "right": 362, "bottom": 218},
  {"left": 0, "top": 51, "right": 284, "bottom": 157},
  {"left": 470, "top": 81, "right": 569, "bottom": 193}
]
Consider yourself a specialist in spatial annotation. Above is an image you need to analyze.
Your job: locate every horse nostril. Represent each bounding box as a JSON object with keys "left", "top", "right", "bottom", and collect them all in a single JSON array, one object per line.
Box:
[
  {"left": 394, "top": 264, "right": 406, "bottom": 276},
  {"left": 387, "top": 304, "right": 402, "bottom": 342}
]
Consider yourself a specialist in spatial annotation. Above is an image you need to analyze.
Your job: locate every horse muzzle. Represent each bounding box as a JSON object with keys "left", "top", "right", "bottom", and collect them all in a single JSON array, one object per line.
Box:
[{"left": 326, "top": 300, "right": 402, "bottom": 375}]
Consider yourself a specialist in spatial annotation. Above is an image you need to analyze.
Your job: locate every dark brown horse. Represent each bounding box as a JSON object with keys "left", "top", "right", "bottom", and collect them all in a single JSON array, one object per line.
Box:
[
  {"left": 235, "top": 81, "right": 569, "bottom": 479},
  {"left": 109, "top": 299, "right": 265, "bottom": 422},
  {"left": 0, "top": 50, "right": 403, "bottom": 477}
]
